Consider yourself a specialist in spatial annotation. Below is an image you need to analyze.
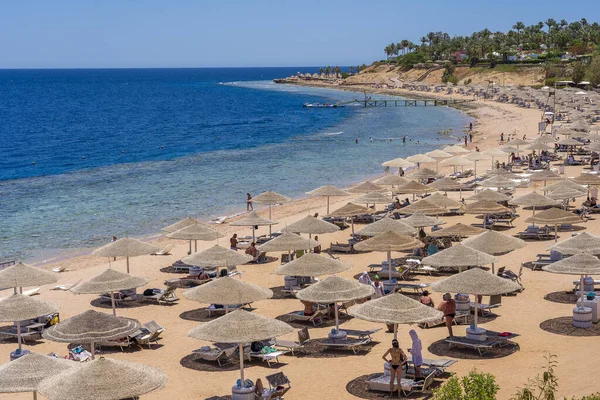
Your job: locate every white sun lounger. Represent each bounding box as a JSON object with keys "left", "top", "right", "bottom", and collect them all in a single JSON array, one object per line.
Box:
[{"left": 321, "top": 337, "right": 371, "bottom": 354}]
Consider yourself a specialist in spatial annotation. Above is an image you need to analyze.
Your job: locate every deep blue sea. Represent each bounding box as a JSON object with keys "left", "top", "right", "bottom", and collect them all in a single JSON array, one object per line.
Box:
[{"left": 0, "top": 68, "right": 471, "bottom": 262}]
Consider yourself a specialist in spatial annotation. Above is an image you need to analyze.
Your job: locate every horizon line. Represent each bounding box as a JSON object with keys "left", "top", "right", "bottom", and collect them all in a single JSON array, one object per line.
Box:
[{"left": 0, "top": 65, "right": 359, "bottom": 71}]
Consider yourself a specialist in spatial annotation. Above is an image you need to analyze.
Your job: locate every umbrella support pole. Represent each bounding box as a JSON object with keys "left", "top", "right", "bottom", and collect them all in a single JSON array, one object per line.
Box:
[
  {"left": 580, "top": 275, "right": 585, "bottom": 304},
  {"left": 252, "top": 227, "right": 256, "bottom": 243},
  {"left": 555, "top": 224, "right": 558, "bottom": 242},
  {"left": 126, "top": 257, "right": 130, "bottom": 274},
  {"left": 33, "top": 391, "right": 37, "bottom": 400},
  {"left": 225, "top": 305, "right": 229, "bottom": 314},
  {"left": 326, "top": 196, "right": 330, "bottom": 215},
  {"left": 351, "top": 218, "right": 355, "bottom": 235},
  {"left": 195, "top": 240, "right": 198, "bottom": 252},
  {"left": 188, "top": 241, "right": 192, "bottom": 255},
  {"left": 393, "top": 324, "right": 398, "bottom": 340},
  {"left": 308, "top": 234, "right": 312, "bottom": 254},
  {"left": 110, "top": 292, "right": 117, "bottom": 316},
  {"left": 91, "top": 341, "right": 95, "bottom": 360},
  {"left": 474, "top": 296, "right": 479, "bottom": 330},
  {"left": 269, "top": 205, "right": 272, "bottom": 236},
  {"left": 491, "top": 263, "right": 495, "bottom": 275},
  {"left": 239, "top": 343, "right": 245, "bottom": 383},
  {"left": 334, "top": 302, "right": 340, "bottom": 332},
  {"left": 16, "top": 322, "right": 22, "bottom": 352},
  {"left": 387, "top": 251, "right": 393, "bottom": 284}
]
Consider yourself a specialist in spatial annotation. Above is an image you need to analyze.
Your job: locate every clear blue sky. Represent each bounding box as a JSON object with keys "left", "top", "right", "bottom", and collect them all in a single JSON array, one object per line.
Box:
[{"left": 2, "top": 0, "right": 599, "bottom": 69}]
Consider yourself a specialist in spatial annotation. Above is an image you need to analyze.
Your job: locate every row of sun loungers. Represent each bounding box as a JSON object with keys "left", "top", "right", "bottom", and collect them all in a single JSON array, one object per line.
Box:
[{"left": 445, "top": 331, "right": 520, "bottom": 355}]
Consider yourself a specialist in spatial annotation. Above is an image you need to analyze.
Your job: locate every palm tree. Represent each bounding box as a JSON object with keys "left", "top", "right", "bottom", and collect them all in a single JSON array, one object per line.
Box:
[
  {"left": 513, "top": 21, "right": 525, "bottom": 46},
  {"left": 318, "top": 67, "right": 324, "bottom": 76},
  {"left": 400, "top": 39, "right": 410, "bottom": 55},
  {"left": 349, "top": 66, "right": 354, "bottom": 74},
  {"left": 325, "top": 66, "right": 331, "bottom": 76}
]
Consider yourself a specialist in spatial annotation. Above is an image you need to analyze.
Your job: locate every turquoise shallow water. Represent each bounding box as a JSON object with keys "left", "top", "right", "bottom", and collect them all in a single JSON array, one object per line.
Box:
[{"left": 0, "top": 68, "right": 471, "bottom": 262}]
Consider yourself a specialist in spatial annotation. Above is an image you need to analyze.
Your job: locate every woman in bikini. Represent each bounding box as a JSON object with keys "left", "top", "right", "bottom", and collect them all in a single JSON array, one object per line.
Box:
[{"left": 382, "top": 339, "right": 407, "bottom": 397}]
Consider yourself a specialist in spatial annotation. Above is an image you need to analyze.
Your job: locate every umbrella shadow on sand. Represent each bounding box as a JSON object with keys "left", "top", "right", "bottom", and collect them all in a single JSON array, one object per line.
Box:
[
  {"left": 428, "top": 338, "right": 519, "bottom": 359},
  {"left": 269, "top": 286, "right": 296, "bottom": 300},
  {"left": 179, "top": 306, "right": 255, "bottom": 322},
  {"left": 90, "top": 297, "right": 149, "bottom": 310},
  {"left": 540, "top": 317, "right": 600, "bottom": 337},
  {"left": 543, "top": 291, "right": 579, "bottom": 304},
  {"left": 346, "top": 373, "right": 441, "bottom": 399},
  {"left": 180, "top": 353, "right": 287, "bottom": 373}
]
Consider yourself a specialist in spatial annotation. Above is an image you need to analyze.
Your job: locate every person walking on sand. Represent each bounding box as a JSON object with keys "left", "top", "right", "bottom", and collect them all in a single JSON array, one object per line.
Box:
[
  {"left": 112, "top": 236, "right": 117, "bottom": 261},
  {"left": 500, "top": 132, "right": 504, "bottom": 142},
  {"left": 469, "top": 133, "right": 473, "bottom": 143},
  {"left": 469, "top": 122, "right": 473, "bottom": 131},
  {"left": 437, "top": 293, "right": 456, "bottom": 337},
  {"left": 246, "top": 193, "right": 253, "bottom": 211},
  {"left": 464, "top": 136, "right": 468, "bottom": 146},
  {"left": 382, "top": 339, "right": 407, "bottom": 397}
]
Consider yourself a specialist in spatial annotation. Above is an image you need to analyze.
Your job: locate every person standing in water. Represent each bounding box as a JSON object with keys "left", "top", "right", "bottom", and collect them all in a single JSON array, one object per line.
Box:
[
  {"left": 246, "top": 193, "right": 253, "bottom": 211},
  {"left": 382, "top": 339, "right": 407, "bottom": 397}
]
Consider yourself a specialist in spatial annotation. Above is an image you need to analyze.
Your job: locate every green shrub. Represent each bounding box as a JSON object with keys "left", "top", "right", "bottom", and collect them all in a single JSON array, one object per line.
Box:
[
  {"left": 512, "top": 354, "right": 558, "bottom": 400},
  {"left": 464, "top": 78, "right": 472, "bottom": 85},
  {"left": 433, "top": 370, "right": 499, "bottom": 400},
  {"left": 341, "top": 72, "right": 349, "bottom": 79},
  {"left": 572, "top": 62, "right": 586, "bottom": 84},
  {"left": 396, "top": 51, "right": 427, "bottom": 70}
]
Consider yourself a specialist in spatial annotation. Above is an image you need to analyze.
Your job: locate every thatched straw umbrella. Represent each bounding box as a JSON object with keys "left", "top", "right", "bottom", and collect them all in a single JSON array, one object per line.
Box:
[
  {"left": 297, "top": 276, "right": 374, "bottom": 332},
  {"left": 274, "top": 253, "right": 350, "bottom": 277},
  {"left": 408, "top": 167, "right": 440, "bottom": 180},
  {"left": 374, "top": 175, "right": 409, "bottom": 187},
  {"left": 38, "top": 357, "right": 167, "bottom": 400},
  {"left": 42, "top": 310, "right": 140, "bottom": 360},
  {"left": 348, "top": 181, "right": 383, "bottom": 194},
  {"left": 510, "top": 191, "right": 560, "bottom": 219},
  {"left": 166, "top": 223, "right": 224, "bottom": 254},
  {"left": 406, "top": 154, "right": 435, "bottom": 168},
  {"left": 182, "top": 245, "right": 253, "bottom": 274},
  {"left": 424, "top": 193, "right": 463, "bottom": 210},
  {"left": 70, "top": 269, "right": 149, "bottom": 316},
  {"left": 0, "top": 262, "right": 57, "bottom": 294},
  {"left": 257, "top": 232, "right": 319, "bottom": 259},
  {"left": 355, "top": 217, "right": 414, "bottom": 237},
  {"left": 188, "top": 310, "right": 293, "bottom": 383},
  {"left": 429, "top": 223, "right": 486, "bottom": 238},
  {"left": 461, "top": 200, "right": 510, "bottom": 229},
  {"left": 545, "top": 187, "right": 586, "bottom": 202},
  {"left": 425, "top": 149, "right": 452, "bottom": 159},
  {"left": 526, "top": 170, "right": 562, "bottom": 187},
  {"left": 479, "top": 175, "right": 518, "bottom": 189},
  {"left": 354, "top": 231, "right": 422, "bottom": 284},
  {"left": 0, "top": 353, "right": 75, "bottom": 400},
  {"left": 327, "top": 202, "right": 374, "bottom": 234},
  {"left": 443, "top": 145, "right": 470, "bottom": 154},
  {"left": 183, "top": 276, "right": 272, "bottom": 312},
  {"left": 252, "top": 191, "right": 291, "bottom": 235},
  {"left": 306, "top": 185, "right": 349, "bottom": 214},
  {"left": 0, "top": 295, "right": 58, "bottom": 353},
  {"left": 381, "top": 158, "right": 415, "bottom": 176},
  {"left": 161, "top": 217, "right": 202, "bottom": 233},
  {"left": 572, "top": 174, "right": 600, "bottom": 195},
  {"left": 397, "top": 199, "right": 446, "bottom": 215},
  {"left": 526, "top": 207, "right": 585, "bottom": 242},
  {"left": 439, "top": 156, "right": 473, "bottom": 175},
  {"left": 430, "top": 268, "right": 520, "bottom": 331},
  {"left": 281, "top": 216, "right": 339, "bottom": 246},
  {"left": 543, "top": 253, "right": 600, "bottom": 306},
  {"left": 427, "top": 177, "right": 464, "bottom": 195},
  {"left": 466, "top": 189, "right": 511, "bottom": 202},
  {"left": 355, "top": 191, "right": 394, "bottom": 206},
  {"left": 402, "top": 211, "right": 446, "bottom": 228},
  {"left": 395, "top": 181, "right": 435, "bottom": 201},
  {"left": 483, "top": 148, "right": 508, "bottom": 169},
  {"left": 464, "top": 152, "right": 491, "bottom": 178},
  {"left": 348, "top": 293, "right": 443, "bottom": 339},
  {"left": 526, "top": 141, "right": 553, "bottom": 152},
  {"left": 462, "top": 230, "right": 525, "bottom": 273},
  {"left": 550, "top": 232, "right": 600, "bottom": 255},
  {"left": 92, "top": 238, "right": 160, "bottom": 274},
  {"left": 507, "top": 138, "right": 529, "bottom": 147},
  {"left": 422, "top": 244, "right": 499, "bottom": 273},
  {"left": 230, "top": 211, "right": 277, "bottom": 243},
  {"left": 542, "top": 179, "right": 587, "bottom": 195}
]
